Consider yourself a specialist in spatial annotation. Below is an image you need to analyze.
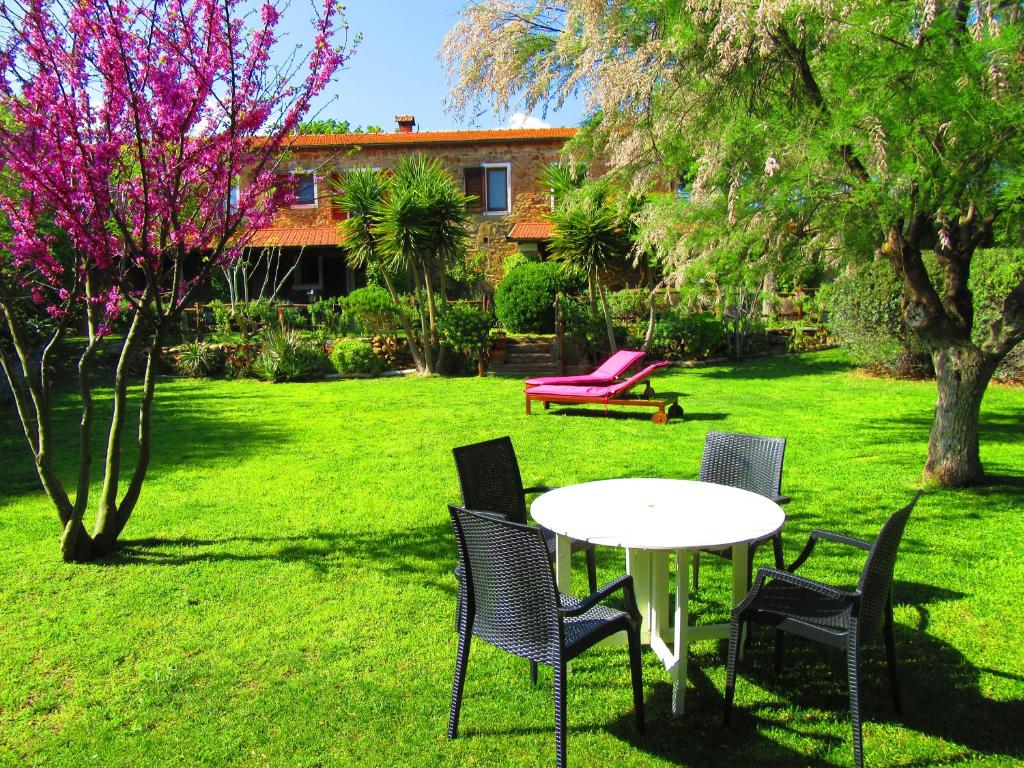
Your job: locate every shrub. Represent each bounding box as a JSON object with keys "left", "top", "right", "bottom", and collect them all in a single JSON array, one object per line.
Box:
[
  {"left": 343, "top": 285, "right": 400, "bottom": 335},
  {"left": 207, "top": 299, "right": 233, "bottom": 339},
  {"left": 438, "top": 303, "right": 493, "bottom": 356},
  {"left": 223, "top": 343, "right": 259, "bottom": 379},
  {"left": 818, "top": 261, "right": 932, "bottom": 377},
  {"left": 494, "top": 261, "right": 580, "bottom": 333},
  {"left": 330, "top": 337, "right": 384, "bottom": 375},
  {"left": 174, "top": 341, "right": 225, "bottom": 377},
  {"left": 250, "top": 330, "right": 329, "bottom": 382},
  {"left": 607, "top": 288, "right": 650, "bottom": 325},
  {"left": 308, "top": 298, "right": 345, "bottom": 336},
  {"left": 279, "top": 305, "right": 307, "bottom": 329},
  {"left": 558, "top": 296, "right": 607, "bottom": 357},
  {"left": 648, "top": 311, "right": 729, "bottom": 361}
]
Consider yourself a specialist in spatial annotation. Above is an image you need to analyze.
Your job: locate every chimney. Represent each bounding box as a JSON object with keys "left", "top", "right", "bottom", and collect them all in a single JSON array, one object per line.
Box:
[{"left": 395, "top": 115, "right": 416, "bottom": 133}]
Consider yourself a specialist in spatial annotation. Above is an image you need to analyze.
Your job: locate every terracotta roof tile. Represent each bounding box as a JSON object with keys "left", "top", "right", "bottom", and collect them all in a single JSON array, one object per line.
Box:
[
  {"left": 279, "top": 127, "right": 576, "bottom": 148},
  {"left": 507, "top": 220, "right": 555, "bottom": 241},
  {"left": 248, "top": 226, "right": 344, "bottom": 248}
]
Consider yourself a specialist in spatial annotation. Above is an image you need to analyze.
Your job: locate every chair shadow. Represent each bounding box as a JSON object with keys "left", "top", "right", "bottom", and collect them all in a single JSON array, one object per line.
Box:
[{"left": 601, "top": 580, "right": 1024, "bottom": 766}]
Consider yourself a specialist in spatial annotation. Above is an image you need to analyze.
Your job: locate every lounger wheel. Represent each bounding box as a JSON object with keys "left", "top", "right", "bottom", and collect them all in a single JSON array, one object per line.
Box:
[
  {"left": 667, "top": 403, "right": 684, "bottom": 420},
  {"left": 652, "top": 411, "right": 668, "bottom": 425}
]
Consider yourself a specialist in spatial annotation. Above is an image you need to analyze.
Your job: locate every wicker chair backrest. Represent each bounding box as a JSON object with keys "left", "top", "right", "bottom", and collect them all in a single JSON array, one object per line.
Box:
[
  {"left": 699, "top": 431, "right": 787, "bottom": 499},
  {"left": 449, "top": 505, "right": 562, "bottom": 664},
  {"left": 856, "top": 493, "right": 920, "bottom": 637},
  {"left": 452, "top": 437, "right": 528, "bottom": 524}
]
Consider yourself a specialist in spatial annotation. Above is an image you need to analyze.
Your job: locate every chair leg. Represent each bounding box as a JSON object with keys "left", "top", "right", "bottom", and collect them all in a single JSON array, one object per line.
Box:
[
  {"left": 692, "top": 550, "right": 701, "bottom": 591},
  {"left": 530, "top": 660, "right": 538, "bottom": 687},
  {"left": 846, "top": 638, "right": 864, "bottom": 768},
  {"left": 773, "top": 630, "right": 785, "bottom": 674},
  {"left": 585, "top": 547, "right": 598, "bottom": 595},
  {"left": 448, "top": 629, "right": 472, "bottom": 739},
  {"left": 723, "top": 615, "right": 743, "bottom": 725},
  {"left": 883, "top": 597, "right": 902, "bottom": 715},
  {"left": 627, "top": 625, "right": 645, "bottom": 733},
  {"left": 554, "top": 660, "right": 568, "bottom": 768}
]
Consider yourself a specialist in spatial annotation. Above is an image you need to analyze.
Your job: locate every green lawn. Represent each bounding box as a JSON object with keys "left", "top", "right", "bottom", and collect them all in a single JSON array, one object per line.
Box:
[{"left": 1, "top": 349, "right": 1022, "bottom": 767}]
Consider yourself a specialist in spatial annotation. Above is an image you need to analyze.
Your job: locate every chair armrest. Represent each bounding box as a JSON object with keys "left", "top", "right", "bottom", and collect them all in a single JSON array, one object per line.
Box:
[
  {"left": 524, "top": 484, "right": 557, "bottom": 495},
  {"left": 734, "top": 567, "right": 858, "bottom": 616},
  {"left": 788, "top": 528, "right": 872, "bottom": 572},
  {"left": 560, "top": 575, "right": 641, "bottom": 627}
]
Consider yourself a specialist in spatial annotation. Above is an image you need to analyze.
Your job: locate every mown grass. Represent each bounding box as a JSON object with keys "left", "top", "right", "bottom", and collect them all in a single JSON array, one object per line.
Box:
[{"left": 1, "top": 349, "right": 1022, "bottom": 767}]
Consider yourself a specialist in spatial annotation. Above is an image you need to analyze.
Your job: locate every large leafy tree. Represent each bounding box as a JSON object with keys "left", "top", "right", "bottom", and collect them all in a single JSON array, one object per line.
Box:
[
  {"left": 0, "top": 0, "right": 347, "bottom": 561},
  {"left": 443, "top": 0, "right": 1024, "bottom": 487}
]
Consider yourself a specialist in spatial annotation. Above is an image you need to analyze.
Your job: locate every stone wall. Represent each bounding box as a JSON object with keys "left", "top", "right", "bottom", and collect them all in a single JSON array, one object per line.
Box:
[{"left": 261, "top": 137, "right": 568, "bottom": 285}]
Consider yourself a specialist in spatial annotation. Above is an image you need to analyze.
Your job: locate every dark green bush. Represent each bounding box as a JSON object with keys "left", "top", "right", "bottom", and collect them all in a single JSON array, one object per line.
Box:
[
  {"left": 308, "top": 298, "right": 345, "bottom": 336},
  {"left": 330, "top": 338, "right": 385, "bottom": 375},
  {"left": 818, "top": 260, "right": 931, "bottom": 377},
  {"left": 438, "top": 303, "right": 493, "bottom": 356},
  {"left": 251, "top": 330, "right": 329, "bottom": 382},
  {"left": 279, "top": 305, "right": 307, "bottom": 329},
  {"left": 343, "top": 286, "right": 400, "bottom": 335},
  {"left": 207, "top": 299, "right": 233, "bottom": 339},
  {"left": 557, "top": 296, "right": 605, "bottom": 356},
  {"left": 648, "top": 311, "right": 729, "bottom": 360},
  {"left": 494, "top": 262, "right": 580, "bottom": 334},
  {"left": 607, "top": 288, "right": 649, "bottom": 325},
  {"left": 971, "top": 248, "right": 1024, "bottom": 380},
  {"left": 174, "top": 342, "right": 225, "bottom": 377}
]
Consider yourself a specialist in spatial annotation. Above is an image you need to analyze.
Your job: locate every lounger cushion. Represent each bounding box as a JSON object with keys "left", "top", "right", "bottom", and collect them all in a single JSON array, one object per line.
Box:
[{"left": 524, "top": 349, "right": 645, "bottom": 387}]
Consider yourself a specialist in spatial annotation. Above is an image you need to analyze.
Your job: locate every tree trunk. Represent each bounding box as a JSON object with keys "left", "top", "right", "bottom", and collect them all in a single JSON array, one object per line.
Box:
[
  {"left": 596, "top": 275, "right": 618, "bottom": 353},
  {"left": 924, "top": 343, "right": 996, "bottom": 487},
  {"left": 642, "top": 257, "right": 656, "bottom": 350},
  {"left": 380, "top": 269, "right": 426, "bottom": 372}
]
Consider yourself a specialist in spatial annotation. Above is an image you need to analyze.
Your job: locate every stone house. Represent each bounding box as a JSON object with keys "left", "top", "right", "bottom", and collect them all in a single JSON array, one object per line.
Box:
[{"left": 246, "top": 116, "right": 574, "bottom": 302}]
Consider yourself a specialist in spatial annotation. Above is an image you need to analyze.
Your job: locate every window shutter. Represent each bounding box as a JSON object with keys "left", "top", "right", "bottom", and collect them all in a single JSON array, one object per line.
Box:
[
  {"left": 328, "top": 172, "right": 348, "bottom": 221},
  {"left": 464, "top": 167, "right": 484, "bottom": 212}
]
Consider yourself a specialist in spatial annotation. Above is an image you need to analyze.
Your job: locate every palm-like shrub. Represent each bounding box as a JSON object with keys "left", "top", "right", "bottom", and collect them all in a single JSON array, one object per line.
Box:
[
  {"left": 251, "top": 330, "right": 329, "bottom": 382},
  {"left": 174, "top": 342, "right": 225, "bottom": 377}
]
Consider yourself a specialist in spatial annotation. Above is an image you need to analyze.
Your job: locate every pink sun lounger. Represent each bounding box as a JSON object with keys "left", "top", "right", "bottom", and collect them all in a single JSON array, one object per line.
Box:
[
  {"left": 525, "top": 361, "right": 680, "bottom": 424},
  {"left": 524, "top": 349, "right": 646, "bottom": 389}
]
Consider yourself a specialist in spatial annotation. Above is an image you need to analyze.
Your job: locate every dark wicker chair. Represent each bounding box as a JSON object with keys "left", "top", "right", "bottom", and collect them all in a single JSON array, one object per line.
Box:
[
  {"left": 447, "top": 505, "right": 645, "bottom": 768},
  {"left": 452, "top": 436, "right": 598, "bottom": 593},
  {"left": 693, "top": 430, "right": 789, "bottom": 590},
  {"left": 724, "top": 492, "right": 921, "bottom": 768}
]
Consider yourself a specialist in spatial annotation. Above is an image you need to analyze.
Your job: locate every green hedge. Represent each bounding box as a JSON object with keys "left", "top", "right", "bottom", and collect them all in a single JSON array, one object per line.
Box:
[{"left": 494, "top": 262, "right": 580, "bottom": 334}]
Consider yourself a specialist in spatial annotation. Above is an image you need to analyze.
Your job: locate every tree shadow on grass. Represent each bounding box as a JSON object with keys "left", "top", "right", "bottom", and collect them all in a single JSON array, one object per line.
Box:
[
  {"left": 0, "top": 383, "right": 293, "bottom": 502},
  {"left": 111, "top": 519, "right": 462, "bottom": 596},
  {"left": 698, "top": 355, "right": 856, "bottom": 381},
  {"left": 601, "top": 581, "right": 1024, "bottom": 767}
]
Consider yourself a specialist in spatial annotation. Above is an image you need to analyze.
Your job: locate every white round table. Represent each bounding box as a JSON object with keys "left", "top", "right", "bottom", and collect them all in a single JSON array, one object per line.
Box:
[{"left": 532, "top": 478, "right": 785, "bottom": 714}]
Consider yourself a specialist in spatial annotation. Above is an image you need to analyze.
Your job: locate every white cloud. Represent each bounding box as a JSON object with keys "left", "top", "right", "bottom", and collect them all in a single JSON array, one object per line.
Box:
[{"left": 507, "top": 112, "right": 551, "bottom": 129}]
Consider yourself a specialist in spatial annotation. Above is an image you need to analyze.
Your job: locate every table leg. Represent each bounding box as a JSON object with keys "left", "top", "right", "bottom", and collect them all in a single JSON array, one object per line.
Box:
[
  {"left": 626, "top": 548, "right": 652, "bottom": 644},
  {"left": 672, "top": 548, "right": 691, "bottom": 715},
  {"left": 649, "top": 550, "right": 669, "bottom": 645},
  {"left": 731, "top": 542, "right": 750, "bottom": 658},
  {"left": 554, "top": 534, "right": 572, "bottom": 595}
]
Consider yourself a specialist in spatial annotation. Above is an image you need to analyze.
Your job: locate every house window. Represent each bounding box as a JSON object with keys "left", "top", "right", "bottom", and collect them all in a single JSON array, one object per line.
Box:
[
  {"left": 292, "top": 173, "right": 317, "bottom": 207},
  {"left": 227, "top": 183, "right": 239, "bottom": 214},
  {"left": 464, "top": 163, "right": 511, "bottom": 214},
  {"left": 295, "top": 252, "right": 322, "bottom": 289}
]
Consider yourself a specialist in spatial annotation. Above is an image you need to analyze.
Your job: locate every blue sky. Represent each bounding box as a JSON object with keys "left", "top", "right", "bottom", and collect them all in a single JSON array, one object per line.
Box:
[{"left": 278, "top": 0, "right": 583, "bottom": 132}]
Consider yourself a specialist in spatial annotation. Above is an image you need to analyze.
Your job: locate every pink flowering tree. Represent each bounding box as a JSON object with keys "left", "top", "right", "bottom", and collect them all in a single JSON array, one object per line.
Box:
[{"left": 0, "top": 0, "right": 348, "bottom": 561}]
